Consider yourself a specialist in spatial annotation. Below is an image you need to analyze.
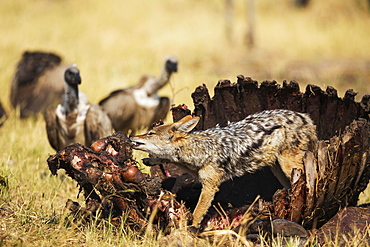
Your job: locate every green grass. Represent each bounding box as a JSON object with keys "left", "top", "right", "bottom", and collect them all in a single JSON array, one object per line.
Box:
[{"left": 0, "top": 0, "right": 370, "bottom": 246}]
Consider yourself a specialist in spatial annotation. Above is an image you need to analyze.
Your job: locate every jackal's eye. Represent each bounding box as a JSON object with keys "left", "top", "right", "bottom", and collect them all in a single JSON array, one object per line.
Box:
[{"left": 147, "top": 131, "right": 155, "bottom": 136}]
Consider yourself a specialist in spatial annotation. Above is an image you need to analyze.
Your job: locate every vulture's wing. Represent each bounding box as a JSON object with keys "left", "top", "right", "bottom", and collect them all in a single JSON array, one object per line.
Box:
[
  {"left": 44, "top": 106, "right": 60, "bottom": 151},
  {"left": 11, "top": 51, "right": 64, "bottom": 118},
  {"left": 84, "top": 104, "right": 113, "bottom": 146},
  {"left": 150, "top": 97, "right": 170, "bottom": 127},
  {"left": 98, "top": 89, "right": 127, "bottom": 106},
  {"left": 99, "top": 91, "right": 136, "bottom": 132}
]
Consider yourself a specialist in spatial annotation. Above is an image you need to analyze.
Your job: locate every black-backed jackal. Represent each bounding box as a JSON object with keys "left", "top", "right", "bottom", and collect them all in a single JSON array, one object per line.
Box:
[{"left": 130, "top": 109, "right": 317, "bottom": 227}]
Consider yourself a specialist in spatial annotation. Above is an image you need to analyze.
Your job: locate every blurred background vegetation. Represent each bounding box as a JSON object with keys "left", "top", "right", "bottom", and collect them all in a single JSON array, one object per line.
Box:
[{"left": 0, "top": 0, "right": 369, "bottom": 245}]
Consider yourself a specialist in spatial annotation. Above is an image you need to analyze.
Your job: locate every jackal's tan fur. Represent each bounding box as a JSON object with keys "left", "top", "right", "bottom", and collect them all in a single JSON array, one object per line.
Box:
[{"left": 130, "top": 109, "right": 317, "bottom": 227}]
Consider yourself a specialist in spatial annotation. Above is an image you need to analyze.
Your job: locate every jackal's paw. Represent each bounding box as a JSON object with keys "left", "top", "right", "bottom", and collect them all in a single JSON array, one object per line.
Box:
[{"left": 187, "top": 225, "right": 201, "bottom": 235}]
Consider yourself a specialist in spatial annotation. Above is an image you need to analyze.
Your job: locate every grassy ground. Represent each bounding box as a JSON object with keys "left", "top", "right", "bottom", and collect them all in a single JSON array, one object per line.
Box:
[{"left": 0, "top": 0, "right": 370, "bottom": 246}]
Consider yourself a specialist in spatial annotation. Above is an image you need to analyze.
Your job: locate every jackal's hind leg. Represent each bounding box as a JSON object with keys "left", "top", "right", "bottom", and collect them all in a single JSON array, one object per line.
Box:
[
  {"left": 275, "top": 148, "right": 306, "bottom": 187},
  {"left": 270, "top": 163, "right": 291, "bottom": 189}
]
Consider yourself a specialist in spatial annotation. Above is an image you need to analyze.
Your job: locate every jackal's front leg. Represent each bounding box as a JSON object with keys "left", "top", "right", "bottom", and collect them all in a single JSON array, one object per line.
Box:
[{"left": 192, "top": 165, "right": 224, "bottom": 227}]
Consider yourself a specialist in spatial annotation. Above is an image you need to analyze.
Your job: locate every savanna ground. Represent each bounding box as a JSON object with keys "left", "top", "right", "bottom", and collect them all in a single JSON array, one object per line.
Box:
[{"left": 0, "top": 0, "right": 370, "bottom": 246}]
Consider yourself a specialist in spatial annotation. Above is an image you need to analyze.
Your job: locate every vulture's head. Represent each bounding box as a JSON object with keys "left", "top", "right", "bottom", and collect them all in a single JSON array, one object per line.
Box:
[
  {"left": 64, "top": 66, "right": 81, "bottom": 86},
  {"left": 165, "top": 56, "right": 178, "bottom": 73}
]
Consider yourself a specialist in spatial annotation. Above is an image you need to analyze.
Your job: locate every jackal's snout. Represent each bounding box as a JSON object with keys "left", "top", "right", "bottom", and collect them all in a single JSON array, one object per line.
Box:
[{"left": 129, "top": 136, "right": 145, "bottom": 149}]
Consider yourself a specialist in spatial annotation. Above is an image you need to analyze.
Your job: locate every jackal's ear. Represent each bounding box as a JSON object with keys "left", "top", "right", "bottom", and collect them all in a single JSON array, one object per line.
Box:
[{"left": 172, "top": 116, "right": 200, "bottom": 132}]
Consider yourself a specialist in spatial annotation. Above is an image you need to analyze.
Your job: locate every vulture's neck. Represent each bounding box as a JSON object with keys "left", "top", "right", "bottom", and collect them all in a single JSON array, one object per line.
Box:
[
  {"left": 63, "top": 84, "right": 79, "bottom": 115},
  {"left": 144, "top": 67, "right": 172, "bottom": 96}
]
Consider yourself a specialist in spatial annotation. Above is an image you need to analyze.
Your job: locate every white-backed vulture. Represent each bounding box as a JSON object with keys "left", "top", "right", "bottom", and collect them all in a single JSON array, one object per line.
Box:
[
  {"left": 99, "top": 56, "right": 178, "bottom": 135},
  {"left": 44, "top": 66, "right": 113, "bottom": 151},
  {"left": 0, "top": 100, "right": 7, "bottom": 127},
  {"left": 10, "top": 51, "right": 70, "bottom": 118}
]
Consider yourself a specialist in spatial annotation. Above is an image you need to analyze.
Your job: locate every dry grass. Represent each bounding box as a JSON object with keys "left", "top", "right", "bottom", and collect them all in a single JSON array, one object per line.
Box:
[{"left": 0, "top": 0, "right": 369, "bottom": 246}]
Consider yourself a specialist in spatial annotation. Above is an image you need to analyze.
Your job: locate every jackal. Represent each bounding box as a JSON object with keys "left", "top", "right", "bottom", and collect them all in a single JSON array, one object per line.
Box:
[{"left": 130, "top": 109, "right": 317, "bottom": 227}]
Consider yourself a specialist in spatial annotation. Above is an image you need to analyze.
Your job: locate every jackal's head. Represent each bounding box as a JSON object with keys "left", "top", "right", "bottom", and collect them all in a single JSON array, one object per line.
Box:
[{"left": 129, "top": 115, "right": 200, "bottom": 156}]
